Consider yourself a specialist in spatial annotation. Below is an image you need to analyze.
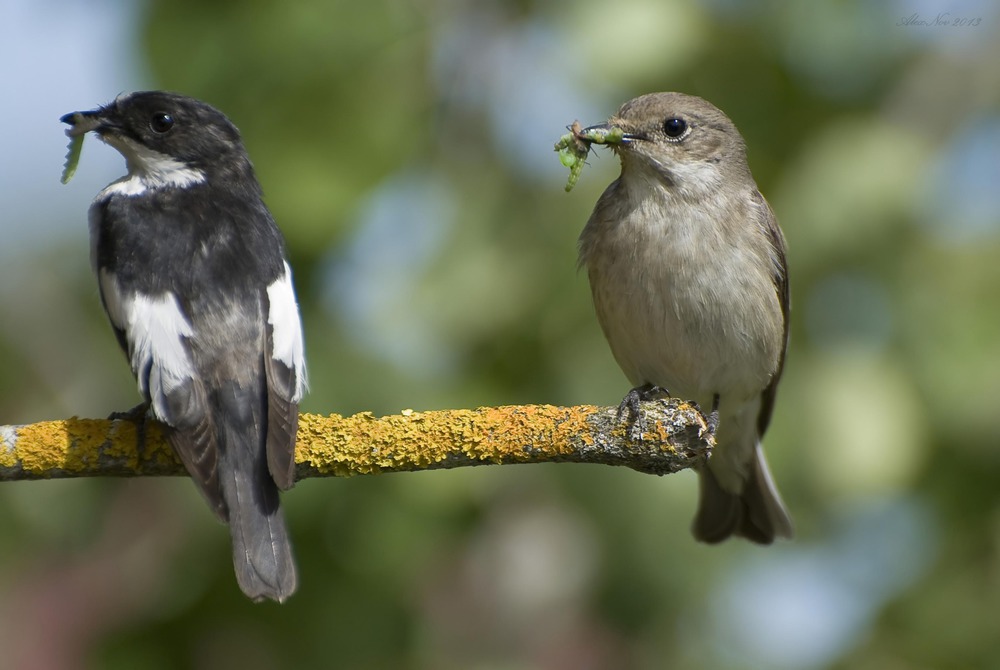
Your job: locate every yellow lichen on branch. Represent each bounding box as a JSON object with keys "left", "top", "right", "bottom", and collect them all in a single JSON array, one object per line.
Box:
[
  {"left": 0, "top": 400, "right": 712, "bottom": 482},
  {"left": 297, "top": 405, "right": 599, "bottom": 476}
]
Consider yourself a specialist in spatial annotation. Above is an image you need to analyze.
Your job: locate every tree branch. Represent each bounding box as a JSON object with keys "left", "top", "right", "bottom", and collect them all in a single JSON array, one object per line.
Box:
[{"left": 0, "top": 400, "right": 713, "bottom": 482}]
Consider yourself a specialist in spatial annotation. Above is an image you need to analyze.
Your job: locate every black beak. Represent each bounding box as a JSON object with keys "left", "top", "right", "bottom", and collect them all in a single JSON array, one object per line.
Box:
[
  {"left": 578, "top": 122, "right": 640, "bottom": 145},
  {"left": 60, "top": 107, "right": 111, "bottom": 137}
]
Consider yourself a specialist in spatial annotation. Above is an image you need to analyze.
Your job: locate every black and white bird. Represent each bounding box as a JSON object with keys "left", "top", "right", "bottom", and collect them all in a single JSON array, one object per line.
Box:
[{"left": 62, "top": 92, "right": 307, "bottom": 602}]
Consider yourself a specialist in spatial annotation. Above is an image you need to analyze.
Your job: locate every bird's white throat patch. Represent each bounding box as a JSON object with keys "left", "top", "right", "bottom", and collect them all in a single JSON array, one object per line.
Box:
[{"left": 98, "top": 135, "right": 205, "bottom": 198}]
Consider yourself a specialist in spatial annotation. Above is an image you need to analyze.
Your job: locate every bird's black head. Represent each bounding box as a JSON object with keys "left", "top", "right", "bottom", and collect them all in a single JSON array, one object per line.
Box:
[{"left": 61, "top": 91, "right": 252, "bottom": 182}]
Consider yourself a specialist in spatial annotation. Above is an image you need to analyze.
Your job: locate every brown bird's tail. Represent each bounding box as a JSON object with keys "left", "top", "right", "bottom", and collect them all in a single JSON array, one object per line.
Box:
[{"left": 692, "top": 442, "right": 793, "bottom": 545}]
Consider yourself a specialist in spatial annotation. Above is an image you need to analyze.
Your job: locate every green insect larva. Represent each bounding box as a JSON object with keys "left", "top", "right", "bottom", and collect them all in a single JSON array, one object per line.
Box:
[
  {"left": 61, "top": 131, "right": 84, "bottom": 185},
  {"left": 553, "top": 122, "right": 592, "bottom": 192}
]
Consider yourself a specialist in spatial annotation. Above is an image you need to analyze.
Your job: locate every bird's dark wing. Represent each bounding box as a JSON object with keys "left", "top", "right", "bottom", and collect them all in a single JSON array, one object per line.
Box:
[
  {"left": 753, "top": 190, "right": 789, "bottom": 438},
  {"left": 262, "top": 263, "right": 306, "bottom": 491},
  {"left": 161, "top": 380, "right": 226, "bottom": 521},
  {"left": 264, "top": 330, "right": 298, "bottom": 491},
  {"left": 97, "top": 269, "right": 226, "bottom": 519}
]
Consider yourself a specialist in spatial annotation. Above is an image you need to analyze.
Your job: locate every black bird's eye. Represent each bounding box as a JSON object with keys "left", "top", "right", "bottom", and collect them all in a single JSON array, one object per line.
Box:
[
  {"left": 149, "top": 112, "right": 174, "bottom": 134},
  {"left": 663, "top": 117, "right": 688, "bottom": 139}
]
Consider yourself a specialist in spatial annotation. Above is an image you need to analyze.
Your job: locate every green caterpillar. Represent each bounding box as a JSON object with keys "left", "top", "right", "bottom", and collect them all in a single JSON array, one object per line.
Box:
[
  {"left": 61, "top": 129, "right": 85, "bottom": 185},
  {"left": 553, "top": 121, "right": 625, "bottom": 192}
]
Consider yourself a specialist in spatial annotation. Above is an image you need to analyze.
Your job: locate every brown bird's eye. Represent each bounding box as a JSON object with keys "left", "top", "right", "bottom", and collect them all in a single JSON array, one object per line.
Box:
[
  {"left": 663, "top": 117, "right": 688, "bottom": 139},
  {"left": 149, "top": 112, "right": 174, "bottom": 134}
]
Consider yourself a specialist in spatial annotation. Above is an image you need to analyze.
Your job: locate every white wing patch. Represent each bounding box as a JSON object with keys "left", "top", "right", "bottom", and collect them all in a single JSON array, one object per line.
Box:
[
  {"left": 97, "top": 135, "right": 205, "bottom": 199},
  {"left": 266, "top": 261, "right": 307, "bottom": 401},
  {"left": 99, "top": 270, "right": 195, "bottom": 418}
]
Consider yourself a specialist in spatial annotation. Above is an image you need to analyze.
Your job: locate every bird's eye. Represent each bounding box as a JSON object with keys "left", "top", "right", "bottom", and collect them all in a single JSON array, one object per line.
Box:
[
  {"left": 149, "top": 112, "right": 174, "bottom": 134},
  {"left": 663, "top": 117, "right": 688, "bottom": 139}
]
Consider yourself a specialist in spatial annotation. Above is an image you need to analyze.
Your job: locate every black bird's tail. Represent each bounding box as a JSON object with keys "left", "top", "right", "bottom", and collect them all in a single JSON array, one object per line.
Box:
[{"left": 216, "top": 384, "right": 297, "bottom": 602}]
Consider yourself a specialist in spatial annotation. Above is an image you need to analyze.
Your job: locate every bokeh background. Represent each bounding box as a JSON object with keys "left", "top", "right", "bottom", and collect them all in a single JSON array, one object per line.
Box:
[{"left": 2, "top": 0, "right": 999, "bottom": 668}]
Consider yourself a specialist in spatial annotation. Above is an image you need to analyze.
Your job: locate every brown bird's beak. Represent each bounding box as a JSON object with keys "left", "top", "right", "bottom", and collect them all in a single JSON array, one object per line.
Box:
[{"left": 577, "top": 122, "right": 640, "bottom": 145}]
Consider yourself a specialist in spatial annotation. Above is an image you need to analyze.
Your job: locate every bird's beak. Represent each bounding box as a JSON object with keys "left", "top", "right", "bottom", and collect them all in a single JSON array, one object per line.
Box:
[
  {"left": 60, "top": 106, "right": 116, "bottom": 138},
  {"left": 577, "top": 121, "right": 641, "bottom": 146}
]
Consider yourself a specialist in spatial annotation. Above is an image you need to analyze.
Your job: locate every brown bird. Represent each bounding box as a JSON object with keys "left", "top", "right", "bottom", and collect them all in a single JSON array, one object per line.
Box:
[{"left": 578, "top": 92, "right": 793, "bottom": 543}]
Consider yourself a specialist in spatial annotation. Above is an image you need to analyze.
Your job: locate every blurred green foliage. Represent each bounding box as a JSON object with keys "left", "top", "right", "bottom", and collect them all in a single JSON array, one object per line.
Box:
[{"left": 2, "top": 0, "right": 1000, "bottom": 668}]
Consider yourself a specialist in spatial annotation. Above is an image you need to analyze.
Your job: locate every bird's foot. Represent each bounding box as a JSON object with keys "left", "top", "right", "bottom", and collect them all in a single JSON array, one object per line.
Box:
[
  {"left": 108, "top": 401, "right": 150, "bottom": 423},
  {"left": 698, "top": 393, "right": 720, "bottom": 441},
  {"left": 108, "top": 401, "right": 152, "bottom": 457},
  {"left": 616, "top": 384, "right": 671, "bottom": 441}
]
